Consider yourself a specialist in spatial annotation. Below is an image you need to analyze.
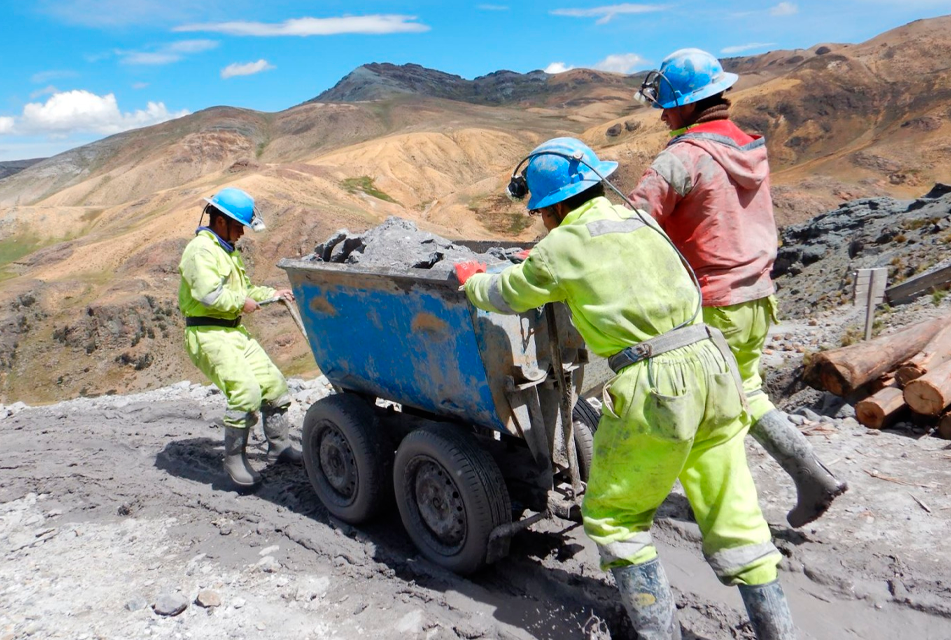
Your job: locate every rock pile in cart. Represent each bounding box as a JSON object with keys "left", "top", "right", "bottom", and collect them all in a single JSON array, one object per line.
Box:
[{"left": 307, "top": 216, "right": 525, "bottom": 278}]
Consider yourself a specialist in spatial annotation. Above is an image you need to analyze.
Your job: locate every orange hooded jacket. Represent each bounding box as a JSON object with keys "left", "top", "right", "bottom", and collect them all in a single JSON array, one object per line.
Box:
[{"left": 629, "top": 120, "right": 777, "bottom": 307}]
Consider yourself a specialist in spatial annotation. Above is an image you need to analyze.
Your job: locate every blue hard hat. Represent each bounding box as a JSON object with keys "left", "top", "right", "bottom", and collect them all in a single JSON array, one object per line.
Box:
[
  {"left": 638, "top": 48, "right": 738, "bottom": 110},
  {"left": 204, "top": 187, "right": 266, "bottom": 231},
  {"left": 524, "top": 138, "right": 618, "bottom": 210}
]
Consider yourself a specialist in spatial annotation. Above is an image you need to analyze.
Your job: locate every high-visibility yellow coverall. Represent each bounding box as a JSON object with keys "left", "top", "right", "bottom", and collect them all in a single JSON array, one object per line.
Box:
[
  {"left": 464, "top": 197, "right": 780, "bottom": 586},
  {"left": 178, "top": 229, "right": 289, "bottom": 428}
]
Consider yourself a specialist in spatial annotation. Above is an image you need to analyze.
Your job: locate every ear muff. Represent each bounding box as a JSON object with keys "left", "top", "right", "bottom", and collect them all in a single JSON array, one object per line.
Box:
[{"left": 506, "top": 172, "right": 528, "bottom": 201}]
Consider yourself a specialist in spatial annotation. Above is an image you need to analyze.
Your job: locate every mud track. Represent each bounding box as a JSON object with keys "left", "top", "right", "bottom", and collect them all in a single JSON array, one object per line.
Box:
[{"left": 2, "top": 382, "right": 950, "bottom": 639}]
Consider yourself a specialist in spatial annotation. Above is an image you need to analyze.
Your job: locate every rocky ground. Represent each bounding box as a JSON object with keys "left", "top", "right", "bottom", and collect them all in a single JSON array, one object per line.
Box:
[
  {"left": 4, "top": 303, "right": 951, "bottom": 640},
  {"left": 5, "top": 190, "right": 951, "bottom": 639}
]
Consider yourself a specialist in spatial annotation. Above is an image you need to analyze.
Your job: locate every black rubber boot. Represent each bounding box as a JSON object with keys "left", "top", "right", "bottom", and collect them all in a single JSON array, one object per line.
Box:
[
  {"left": 262, "top": 405, "right": 303, "bottom": 464},
  {"left": 738, "top": 580, "right": 796, "bottom": 639},
  {"left": 750, "top": 409, "right": 847, "bottom": 528},
  {"left": 223, "top": 424, "right": 261, "bottom": 487},
  {"left": 611, "top": 558, "right": 682, "bottom": 640}
]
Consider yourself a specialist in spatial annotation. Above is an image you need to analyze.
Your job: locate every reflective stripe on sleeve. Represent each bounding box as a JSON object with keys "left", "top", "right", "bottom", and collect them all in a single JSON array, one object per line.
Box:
[
  {"left": 705, "top": 541, "right": 780, "bottom": 577},
  {"left": 487, "top": 275, "right": 518, "bottom": 315},
  {"left": 199, "top": 277, "right": 227, "bottom": 306},
  {"left": 651, "top": 151, "right": 692, "bottom": 197},
  {"left": 596, "top": 532, "right": 654, "bottom": 565}
]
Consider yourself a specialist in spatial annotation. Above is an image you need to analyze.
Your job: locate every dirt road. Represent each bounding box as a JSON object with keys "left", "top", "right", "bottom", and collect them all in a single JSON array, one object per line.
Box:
[{"left": 2, "top": 379, "right": 950, "bottom": 640}]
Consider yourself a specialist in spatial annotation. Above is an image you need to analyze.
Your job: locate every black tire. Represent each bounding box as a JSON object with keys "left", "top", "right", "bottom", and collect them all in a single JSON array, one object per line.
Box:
[
  {"left": 573, "top": 418, "right": 594, "bottom": 483},
  {"left": 393, "top": 426, "right": 511, "bottom": 575},
  {"left": 572, "top": 397, "right": 602, "bottom": 433},
  {"left": 301, "top": 394, "right": 391, "bottom": 524}
]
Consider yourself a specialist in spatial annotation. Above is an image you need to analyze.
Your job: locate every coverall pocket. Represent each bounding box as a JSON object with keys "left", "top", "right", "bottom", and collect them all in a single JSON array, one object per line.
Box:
[
  {"left": 644, "top": 388, "right": 701, "bottom": 443},
  {"left": 706, "top": 371, "right": 744, "bottom": 428},
  {"left": 601, "top": 376, "right": 622, "bottom": 420}
]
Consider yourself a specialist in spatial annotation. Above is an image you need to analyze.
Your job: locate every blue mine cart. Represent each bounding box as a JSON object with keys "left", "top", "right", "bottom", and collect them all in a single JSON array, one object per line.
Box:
[{"left": 278, "top": 252, "right": 601, "bottom": 574}]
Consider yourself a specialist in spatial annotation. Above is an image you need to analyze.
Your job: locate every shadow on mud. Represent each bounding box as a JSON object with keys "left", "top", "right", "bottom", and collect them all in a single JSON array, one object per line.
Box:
[{"left": 154, "top": 436, "right": 718, "bottom": 639}]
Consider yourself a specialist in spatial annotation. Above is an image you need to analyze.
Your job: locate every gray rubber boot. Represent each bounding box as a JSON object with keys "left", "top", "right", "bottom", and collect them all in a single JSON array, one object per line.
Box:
[
  {"left": 738, "top": 580, "right": 796, "bottom": 639},
  {"left": 223, "top": 424, "right": 261, "bottom": 487},
  {"left": 611, "top": 558, "right": 682, "bottom": 640},
  {"left": 262, "top": 405, "right": 303, "bottom": 464},
  {"left": 750, "top": 409, "right": 847, "bottom": 528}
]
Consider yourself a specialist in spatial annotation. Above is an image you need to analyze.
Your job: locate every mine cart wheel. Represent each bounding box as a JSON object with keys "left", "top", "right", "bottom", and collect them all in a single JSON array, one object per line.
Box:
[
  {"left": 572, "top": 397, "right": 602, "bottom": 433},
  {"left": 573, "top": 419, "right": 595, "bottom": 483},
  {"left": 302, "top": 394, "right": 392, "bottom": 525},
  {"left": 393, "top": 426, "right": 511, "bottom": 575}
]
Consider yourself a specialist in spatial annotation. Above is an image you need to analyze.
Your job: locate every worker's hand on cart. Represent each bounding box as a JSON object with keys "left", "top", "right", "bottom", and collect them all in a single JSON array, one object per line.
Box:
[
  {"left": 274, "top": 288, "right": 295, "bottom": 302},
  {"left": 242, "top": 297, "right": 260, "bottom": 313},
  {"left": 454, "top": 261, "right": 487, "bottom": 287}
]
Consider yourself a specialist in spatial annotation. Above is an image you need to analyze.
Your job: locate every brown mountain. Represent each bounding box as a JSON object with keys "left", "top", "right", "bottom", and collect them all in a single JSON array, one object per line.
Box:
[{"left": 1, "top": 16, "right": 950, "bottom": 404}]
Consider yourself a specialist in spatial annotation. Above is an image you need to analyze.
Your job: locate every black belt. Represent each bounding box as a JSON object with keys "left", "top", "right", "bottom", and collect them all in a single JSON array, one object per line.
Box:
[{"left": 185, "top": 316, "right": 241, "bottom": 328}]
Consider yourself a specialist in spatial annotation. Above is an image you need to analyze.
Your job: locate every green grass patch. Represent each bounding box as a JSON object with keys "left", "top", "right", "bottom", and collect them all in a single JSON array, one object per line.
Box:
[
  {"left": 341, "top": 176, "right": 399, "bottom": 204},
  {"left": 0, "top": 233, "right": 42, "bottom": 268},
  {"left": 81, "top": 208, "right": 105, "bottom": 223},
  {"left": 468, "top": 194, "right": 533, "bottom": 236}
]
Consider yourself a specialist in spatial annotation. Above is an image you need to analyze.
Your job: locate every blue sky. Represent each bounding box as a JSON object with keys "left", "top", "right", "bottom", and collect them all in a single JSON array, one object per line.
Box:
[{"left": 0, "top": 1, "right": 947, "bottom": 161}]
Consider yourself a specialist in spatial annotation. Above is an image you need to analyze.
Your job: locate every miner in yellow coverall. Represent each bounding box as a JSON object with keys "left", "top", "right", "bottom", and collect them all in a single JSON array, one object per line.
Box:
[
  {"left": 178, "top": 187, "right": 301, "bottom": 488},
  {"left": 629, "top": 48, "right": 845, "bottom": 528},
  {"left": 457, "top": 139, "right": 795, "bottom": 639}
]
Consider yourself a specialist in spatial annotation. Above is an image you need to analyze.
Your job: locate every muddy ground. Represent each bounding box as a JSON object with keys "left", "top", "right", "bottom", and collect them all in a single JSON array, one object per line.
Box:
[{"left": 3, "top": 329, "right": 951, "bottom": 640}]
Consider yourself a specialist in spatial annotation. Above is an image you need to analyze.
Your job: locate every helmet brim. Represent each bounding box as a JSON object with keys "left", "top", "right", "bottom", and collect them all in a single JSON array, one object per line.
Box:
[
  {"left": 655, "top": 72, "right": 739, "bottom": 109},
  {"left": 203, "top": 197, "right": 265, "bottom": 232}
]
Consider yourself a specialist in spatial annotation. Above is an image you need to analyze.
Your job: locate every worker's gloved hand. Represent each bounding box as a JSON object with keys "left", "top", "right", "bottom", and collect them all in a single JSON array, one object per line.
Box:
[
  {"left": 274, "top": 288, "right": 295, "bottom": 302},
  {"left": 454, "top": 261, "right": 487, "bottom": 285},
  {"left": 514, "top": 248, "right": 532, "bottom": 262}
]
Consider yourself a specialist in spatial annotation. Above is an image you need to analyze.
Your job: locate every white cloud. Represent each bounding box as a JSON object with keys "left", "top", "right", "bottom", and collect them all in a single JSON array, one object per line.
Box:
[
  {"left": 0, "top": 90, "right": 189, "bottom": 137},
  {"left": 30, "top": 85, "right": 60, "bottom": 100},
  {"left": 478, "top": 4, "right": 510, "bottom": 10},
  {"left": 770, "top": 2, "right": 798, "bottom": 16},
  {"left": 118, "top": 39, "right": 218, "bottom": 65},
  {"left": 721, "top": 42, "right": 777, "bottom": 54},
  {"left": 37, "top": 0, "right": 221, "bottom": 28},
  {"left": 132, "top": 82, "right": 150, "bottom": 89},
  {"left": 221, "top": 59, "right": 276, "bottom": 79},
  {"left": 545, "top": 52, "right": 647, "bottom": 75},
  {"left": 593, "top": 53, "right": 647, "bottom": 74},
  {"left": 31, "top": 70, "right": 78, "bottom": 84},
  {"left": 551, "top": 3, "right": 668, "bottom": 25},
  {"left": 545, "top": 62, "right": 573, "bottom": 74},
  {"left": 174, "top": 15, "right": 430, "bottom": 36}
]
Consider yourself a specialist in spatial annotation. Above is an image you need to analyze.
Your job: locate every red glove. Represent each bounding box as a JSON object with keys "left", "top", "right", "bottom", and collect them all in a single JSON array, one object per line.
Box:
[
  {"left": 454, "top": 261, "right": 487, "bottom": 285},
  {"left": 514, "top": 248, "right": 532, "bottom": 262}
]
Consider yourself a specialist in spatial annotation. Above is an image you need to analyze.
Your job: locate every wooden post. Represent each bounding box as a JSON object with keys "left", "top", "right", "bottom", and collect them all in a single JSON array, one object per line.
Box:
[{"left": 854, "top": 268, "right": 888, "bottom": 341}]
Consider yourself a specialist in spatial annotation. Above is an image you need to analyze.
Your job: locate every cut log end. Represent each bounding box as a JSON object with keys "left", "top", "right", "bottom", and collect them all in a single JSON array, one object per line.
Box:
[{"left": 856, "top": 386, "right": 906, "bottom": 429}]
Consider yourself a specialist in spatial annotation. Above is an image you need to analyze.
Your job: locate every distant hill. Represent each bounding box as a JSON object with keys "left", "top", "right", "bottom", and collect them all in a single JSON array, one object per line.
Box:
[
  {"left": 1, "top": 16, "right": 951, "bottom": 404},
  {"left": 312, "top": 63, "right": 643, "bottom": 108},
  {"left": 0, "top": 158, "right": 44, "bottom": 181}
]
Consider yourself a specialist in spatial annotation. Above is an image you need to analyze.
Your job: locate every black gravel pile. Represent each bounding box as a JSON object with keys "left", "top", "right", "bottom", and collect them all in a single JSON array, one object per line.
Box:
[{"left": 307, "top": 216, "right": 524, "bottom": 278}]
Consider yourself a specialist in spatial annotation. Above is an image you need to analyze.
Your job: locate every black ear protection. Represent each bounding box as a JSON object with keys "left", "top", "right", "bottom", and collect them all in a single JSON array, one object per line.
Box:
[{"left": 505, "top": 149, "right": 587, "bottom": 202}]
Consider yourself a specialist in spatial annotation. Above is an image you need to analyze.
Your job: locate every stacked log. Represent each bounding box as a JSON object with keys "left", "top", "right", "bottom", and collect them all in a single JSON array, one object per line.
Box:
[
  {"left": 803, "top": 315, "right": 951, "bottom": 438},
  {"left": 802, "top": 317, "right": 946, "bottom": 396}
]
